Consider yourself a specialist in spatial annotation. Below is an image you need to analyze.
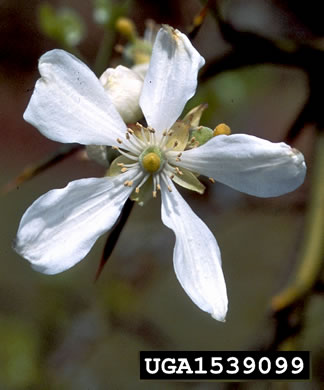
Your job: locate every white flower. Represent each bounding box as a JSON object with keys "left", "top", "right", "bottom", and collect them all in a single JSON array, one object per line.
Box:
[{"left": 14, "top": 26, "right": 306, "bottom": 322}]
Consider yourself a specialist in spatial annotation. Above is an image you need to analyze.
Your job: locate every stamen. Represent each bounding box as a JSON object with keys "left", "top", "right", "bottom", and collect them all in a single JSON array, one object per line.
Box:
[
  {"left": 117, "top": 148, "right": 139, "bottom": 161},
  {"left": 173, "top": 140, "right": 179, "bottom": 148},
  {"left": 190, "top": 137, "right": 196, "bottom": 144},
  {"left": 161, "top": 172, "right": 173, "bottom": 193},
  {"left": 157, "top": 184, "right": 161, "bottom": 191},
  {"left": 126, "top": 133, "right": 130, "bottom": 140},
  {"left": 121, "top": 167, "right": 128, "bottom": 173},
  {"left": 175, "top": 167, "right": 183, "bottom": 175},
  {"left": 117, "top": 138, "right": 123, "bottom": 144},
  {"left": 153, "top": 191, "right": 157, "bottom": 198},
  {"left": 117, "top": 163, "right": 124, "bottom": 167},
  {"left": 135, "top": 173, "right": 150, "bottom": 192},
  {"left": 127, "top": 127, "right": 134, "bottom": 134},
  {"left": 209, "top": 178, "right": 216, "bottom": 184}
]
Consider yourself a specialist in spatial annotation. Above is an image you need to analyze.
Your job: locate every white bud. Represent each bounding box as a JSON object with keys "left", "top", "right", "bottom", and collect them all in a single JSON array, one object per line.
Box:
[{"left": 100, "top": 65, "right": 144, "bottom": 123}]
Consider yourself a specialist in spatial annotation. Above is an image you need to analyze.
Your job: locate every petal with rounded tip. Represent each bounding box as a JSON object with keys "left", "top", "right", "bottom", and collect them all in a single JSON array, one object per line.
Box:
[
  {"left": 14, "top": 170, "right": 139, "bottom": 274},
  {"left": 161, "top": 181, "right": 228, "bottom": 321},
  {"left": 140, "top": 26, "right": 205, "bottom": 134},
  {"left": 24, "top": 49, "right": 126, "bottom": 146},
  {"left": 178, "top": 134, "right": 306, "bottom": 197}
]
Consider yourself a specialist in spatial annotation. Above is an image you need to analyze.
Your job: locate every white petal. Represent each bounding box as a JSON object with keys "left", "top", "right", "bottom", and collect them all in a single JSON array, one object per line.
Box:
[
  {"left": 178, "top": 134, "right": 306, "bottom": 197},
  {"left": 100, "top": 65, "right": 144, "bottom": 123},
  {"left": 24, "top": 49, "right": 126, "bottom": 146},
  {"left": 140, "top": 26, "right": 205, "bottom": 134},
  {"left": 161, "top": 181, "right": 228, "bottom": 321},
  {"left": 14, "top": 170, "right": 139, "bottom": 274}
]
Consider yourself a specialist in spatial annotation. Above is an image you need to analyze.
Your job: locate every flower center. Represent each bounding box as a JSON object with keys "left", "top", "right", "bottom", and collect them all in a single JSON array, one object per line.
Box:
[
  {"left": 142, "top": 152, "right": 161, "bottom": 173},
  {"left": 139, "top": 145, "right": 164, "bottom": 174}
]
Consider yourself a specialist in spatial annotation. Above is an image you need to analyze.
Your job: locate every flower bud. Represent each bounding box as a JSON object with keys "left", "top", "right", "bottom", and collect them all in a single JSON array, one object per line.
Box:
[{"left": 100, "top": 65, "right": 143, "bottom": 123}]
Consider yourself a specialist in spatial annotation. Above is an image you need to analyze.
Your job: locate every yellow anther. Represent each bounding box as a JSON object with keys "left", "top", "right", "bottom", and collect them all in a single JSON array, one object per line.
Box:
[
  {"left": 121, "top": 167, "right": 128, "bottom": 173},
  {"left": 213, "top": 123, "right": 231, "bottom": 136},
  {"left": 127, "top": 128, "right": 134, "bottom": 134},
  {"left": 117, "top": 163, "right": 124, "bottom": 167},
  {"left": 190, "top": 137, "right": 196, "bottom": 144},
  {"left": 135, "top": 187, "right": 140, "bottom": 193},
  {"left": 117, "top": 138, "right": 123, "bottom": 144},
  {"left": 175, "top": 167, "right": 183, "bottom": 175},
  {"left": 209, "top": 178, "right": 215, "bottom": 184},
  {"left": 157, "top": 184, "right": 161, "bottom": 191},
  {"left": 142, "top": 152, "right": 161, "bottom": 173},
  {"left": 167, "top": 186, "right": 172, "bottom": 192},
  {"left": 124, "top": 180, "right": 129, "bottom": 186},
  {"left": 127, "top": 180, "right": 133, "bottom": 187},
  {"left": 153, "top": 191, "right": 157, "bottom": 198},
  {"left": 115, "top": 17, "right": 136, "bottom": 40}
]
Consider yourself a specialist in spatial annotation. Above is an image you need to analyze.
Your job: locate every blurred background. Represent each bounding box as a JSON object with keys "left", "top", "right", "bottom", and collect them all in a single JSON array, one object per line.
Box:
[{"left": 0, "top": 0, "right": 323, "bottom": 388}]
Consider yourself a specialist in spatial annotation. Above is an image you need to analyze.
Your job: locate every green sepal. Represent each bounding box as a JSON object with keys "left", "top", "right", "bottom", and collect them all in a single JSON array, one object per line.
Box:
[
  {"left": 189, "top": 126, "right": 213, "bottom": 147},
  {"left": 172, "top": 167, "right": 205, "bottom": 194}
]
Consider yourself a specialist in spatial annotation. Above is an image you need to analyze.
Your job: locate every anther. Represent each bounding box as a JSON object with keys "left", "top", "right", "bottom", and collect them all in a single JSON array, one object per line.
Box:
[
  {"left": 162, "top": 131, "right": 167, "bottom": 137},
  {"left": 121, "top": 168, "right": 128, "bottom": 173},
  {"left": 153, "top": 191, "right": 157, "bottom": 198},
  {"left": 175, "top": 167, "right": 183, "bottom": 175},
  {"left": 167, "top": 130, "right": 174, "bottom": 136},
  {"left": 127, "top": 180, "right": 133, "bottom": 187},
  {"left": 117, "top": 163, "right": 124, "bottom": 167},
  {"left": 167, "top": 186, "right": 172, "bottom": 192},
  {"left": 127, "top": 128, "right": 134, "bottom": 134},
  {"left": 157, "top": 184, "right": 161, "bottom": 191},
  {"left": 190, "top": 137, "right": 196, "bottom": 144},
  {"left": 126, "top": 133, "right": 130, "bottom": 140},
  {"left": 209, "top": 178, "right": 215, "bottom": 184},
  {"left": 148, "top": 127, "right": 155, "bottom": 133},
  {"left": 170, "top": 174, "right": 175, "bottom": 179},
  {"left": 112, "top": 146, "right": 119, "bottom": 150},
  {"left": 124, "top": 180, "right": 129, "bottom": 186},
  {"left": 117, "top": 138, "right": 123, "bottom": 144},
  {"left": 173, "top": 140, "right": 178, "bottom": 148},
  {"left": 135, "top": 187, "right": 140, "bottom": 193},
  {"left": 177, "top": 153, "right": 182, "bottom": 158}
]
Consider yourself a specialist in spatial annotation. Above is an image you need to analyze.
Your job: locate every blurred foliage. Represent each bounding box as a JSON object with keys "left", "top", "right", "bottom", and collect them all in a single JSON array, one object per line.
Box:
[{"left": 38, "top": 3, "right": 86, "bottom": 48}]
